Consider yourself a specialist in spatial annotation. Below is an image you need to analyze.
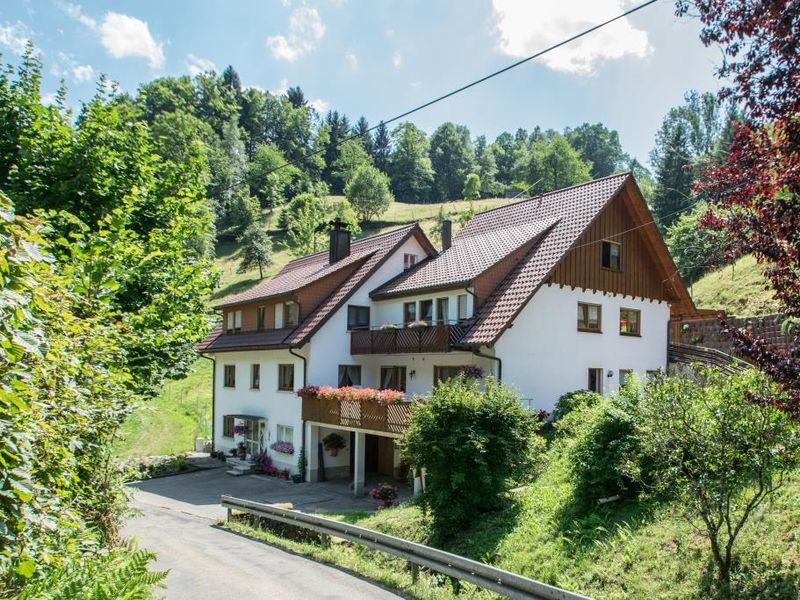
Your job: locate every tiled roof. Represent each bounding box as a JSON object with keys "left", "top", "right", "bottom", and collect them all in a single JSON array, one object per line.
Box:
[
  {"left": 459, "top": 173, "right": 630, "bottom": 345},
  {"left": 200, "top": 224, "right": 437, "bottom": 351},
  {"left": 370, "top": 218, "right": 560, "bottom": 298}
]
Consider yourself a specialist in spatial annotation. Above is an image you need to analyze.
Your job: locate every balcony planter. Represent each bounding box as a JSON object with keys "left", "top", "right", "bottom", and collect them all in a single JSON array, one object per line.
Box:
[{"left": 297, "top": 385, "right": 405, "bottom": 406}]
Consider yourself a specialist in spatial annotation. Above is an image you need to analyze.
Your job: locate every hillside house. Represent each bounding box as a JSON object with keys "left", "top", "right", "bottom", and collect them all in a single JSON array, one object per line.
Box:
[{"left": 198, "top": 173, "right": 696, "bottom": 493}]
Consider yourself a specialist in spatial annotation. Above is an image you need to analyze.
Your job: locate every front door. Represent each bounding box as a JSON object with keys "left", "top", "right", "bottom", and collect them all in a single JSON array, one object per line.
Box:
[{"left": 245, "top": 419, "right": 266, "bottom": 455}]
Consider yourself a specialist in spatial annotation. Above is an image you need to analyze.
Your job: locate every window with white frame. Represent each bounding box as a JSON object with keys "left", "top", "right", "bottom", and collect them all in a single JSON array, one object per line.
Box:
[
  {"left": 436, "top": 297, "right": 449, "bottom": 324},
  {"left": 276, "top": 424, "right": 294, "bottom": 444},
  {"left": 403, "top": 253, "right": 417, "bottom": 270},
  {"left": 457, "top": 294, "right": 468, "bottom": 320},
  {"left": 226, "top": 310, "right": 242, "bottom": 334}
]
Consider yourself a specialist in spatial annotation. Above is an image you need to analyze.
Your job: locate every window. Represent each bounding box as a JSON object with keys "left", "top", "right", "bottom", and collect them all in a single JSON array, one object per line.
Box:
[
  {"left": 457, "top": 293, "right": 469, "bottom": 320},
  {"left": 436, "top": 297, "right": 449, "bottom": 324},
  {"left": 285, "top": 301, "right": 299, "bottom": 327},
  {"left": 257, "top": 306, "right": 266, "bottom": 331},
  {"left": 226, "top": 310, "right": 242, "bottom": 334},
  {"left": 276, "top": 424, "right": 294, "bottom": 444},
  {"left": 601, "top": 240, "right": 621, "bottom": 271},
  {"left": 588, "top": 368, "right": 603, "bottom": 393},
  {"left": 620, "top": 308, "right": 641, "bottom": 336},
  {"left": 250, "top": 364, "right": 260, "bottom": 389},
  {"left": 419, "top": 299, "right": 433, "bottom": 324},
  {"left": 577, "top": 302, "right": 602, "bottom": 332},
  {"left": 275, "top": 303, "right": 284, "bottom": 328},
  {"left": 278, "top": 364, "right": 294, "bottom": 391},
  {"left": 403, "top": 253, "right": 417, "bottom": 270},
  {"left": 223, "top": 365, "right": 235, "bottom": 388},
  {"left": 380, "top": 366, "right": 406, "bottom": 391},
  {"left": 223, "top": 415, "right": 234, "bottom": 438},
  {"left": 338, "top": 365, "right": 362, "bottom": 387},
  {"left": 347, "top": 305, "right": 370, "bottom": 330},
  {"left": 403, "top": 301, "right": 416, "bottom": 324},
  {"left": 619, "top": 369, "right": 633, "bottom": 387},
  {"left": 646, "top": 369, "right": 661, "bottom": 380},
  {"left": 434, "top": 365, "right": 466, "bottom": 385}
]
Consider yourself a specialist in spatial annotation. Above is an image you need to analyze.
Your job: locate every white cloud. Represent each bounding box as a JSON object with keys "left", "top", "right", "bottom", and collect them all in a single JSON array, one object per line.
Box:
[
  {"left": 309, "top": 98, "right": 329, "bottom": 113},
  {"left": 0, "top": 21, "right": 32, "bottom": 55},
  {"left": 60, "top": 2, "right": 97, "bottom": 30},
  {"left": 392, "top": 51, "right": 402, "bottom": 68},
  {"left": 41, "top": 92, "right": 58, "bottom": 106},
  {"left": 72, "top": 63, "right": 94, "bottom": 82},
  {"left": 491, "top": 0, "right": 651, "bottom": 75},
  {"left": 345, "top": 50, "right": 357, "bottom": 70},
  {"left": 266, "top": 6, "right": 325, "bottom": 62},
  {"left": 100, "top": 12, "right": 165, "bottom": 68},
  {"left": 271, "top": 78, "right": 289, "bottom": 95},
  {"left": 185, "top": 53, "right": 217, "bottom": 76},
  {"left": 246, "top": 83, "right": 266, "bottom": 92}
]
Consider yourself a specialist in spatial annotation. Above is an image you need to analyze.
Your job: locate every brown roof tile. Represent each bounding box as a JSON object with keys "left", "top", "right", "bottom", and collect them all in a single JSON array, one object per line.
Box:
[
  {"left": 459, "top": 173, "right": 630, "bottom": 345},
  {"left": 197, "top": 326, "right": 295, "bottom": 352}
]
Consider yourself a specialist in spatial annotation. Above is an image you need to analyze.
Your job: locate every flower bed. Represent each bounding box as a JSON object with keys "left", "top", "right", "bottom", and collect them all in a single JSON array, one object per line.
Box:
[{"left": 297, "top": 385, "right": 405, "bottom": 406}]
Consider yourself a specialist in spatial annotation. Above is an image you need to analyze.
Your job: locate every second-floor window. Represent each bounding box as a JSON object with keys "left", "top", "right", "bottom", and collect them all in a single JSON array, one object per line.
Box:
[
  {"left": 250, "top": 364, "right": 260, "bottom": 389},
  {"left": 226, "top": 310, "right": 242, "bottom": 334},
  {"left": 620, "top": 308, "right": 641, "bottom": 336},
  {"left": 380, "top": 366, "right": 406, "bottom": 392},
  {"left": 577, "top": 302, "right": 602, "bottom": 333},
  {"left": 285, "top": 301, "right": 299, "bottom": 327},
  {"left": 347, "top": 305, "right": 370, "bottom": 330},
  {"left": 403, "top": 302, "right": 416, "bottom": 324},
  {"left": 338, "top": 365, "right": 362, "bottom": 387},
  {"left": 457, "top": 294, "right": 469, "bottom": 320},
  {"left": 403, "top": 253, "right": 417, "bottom": 270},
  {"left": 420, "top": 299, "right": 433, "bottom": 324},
  {"left": 257, "top": 306, "right": 266, "bottom": 331},
  {"left": 601, "top": 240, "right": 621, "bottom": 271},
  {"left": 278, "top": 364, "right": 294, "bottom": 391},
  {"left": 223, "top": 365, "right": 235, "bottom": 388},
  {"left": 436, "top": 297, "right": 449, "bottom": 324}
]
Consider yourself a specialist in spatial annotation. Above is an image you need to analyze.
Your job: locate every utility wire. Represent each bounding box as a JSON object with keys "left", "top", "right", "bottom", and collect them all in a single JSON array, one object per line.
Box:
[{"left": 265, "top": 0, "right": 660, "bottom": 177}]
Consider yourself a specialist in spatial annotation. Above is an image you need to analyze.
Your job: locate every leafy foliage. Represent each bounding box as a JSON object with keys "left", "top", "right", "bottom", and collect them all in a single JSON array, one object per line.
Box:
[
  {"left": 401, "top": 377, "right": 543, "bottom": 538},
  {"left": 237, "top": 223, "right": 274, "bottom": 279},
  {"left": 345, "top": 164, "right": 394, "bottom": 222},
  {"left": 514, "top": 134, "right": 592, "bottom": 194},
  {"left": 634, "top": 368, "right": 800, "bottom": 595},
  {"left": 666, "top": 202, "right": 733, "bottom": 284},
  {"left": 552, "top": 389, "right": 601, "bottom": 422},
  {"left": 461, "top": 173, "right": 481, "bottom": 201}
]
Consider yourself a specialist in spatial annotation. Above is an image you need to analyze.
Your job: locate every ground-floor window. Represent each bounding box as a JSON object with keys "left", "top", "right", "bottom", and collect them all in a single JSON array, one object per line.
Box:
[
  {"left": 619, "top": 369, "right": 633, "bottom": 387},
  {"left": 245, "top": 418, "right": 266, "bottom": 455},
  {"left": 380, "top": 366, "right": 407, "bottom": 392},
  {"left": 338, "top": 364, "right": 362, "bottom": 387},
  {"left": 434, "top": 365, "right": 467, "bottom": 385},
  {"left": 222, "top": 415, "right": 234, "bottom": 438},
  {"left": 276, "top": 424, "right": 294, "bottom": 443},
  {"left": 588, "top": 368, "right": 604, "bottom": 393},
  {"left": 646, "top": 369, "right": 662, "bottom": 380}
]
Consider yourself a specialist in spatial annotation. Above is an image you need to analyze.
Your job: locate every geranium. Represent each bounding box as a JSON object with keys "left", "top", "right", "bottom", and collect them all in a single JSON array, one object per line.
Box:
[
  {"left": 297, "top": 385, "right": 320, "bottom": 398},
  {"left": 270, "top": 441, "right": 294, "bottom": 455},
  {"left": 303, "top": 386, "right": 405, "bottom": 406},
  {"left": 369, "top": 483, "right": 399, "bottom": 509}
]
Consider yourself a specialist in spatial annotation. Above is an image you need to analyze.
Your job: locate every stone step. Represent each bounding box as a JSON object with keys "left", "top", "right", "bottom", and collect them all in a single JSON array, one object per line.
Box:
[{"left": 225, "top": 469, "right": 246, "bottom": 477}]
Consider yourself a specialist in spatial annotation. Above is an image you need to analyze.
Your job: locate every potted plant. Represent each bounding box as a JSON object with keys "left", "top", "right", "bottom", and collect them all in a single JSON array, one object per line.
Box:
[
  {"left": 369, "top": 483, "right": 399, "bottom": 509},
  {"left": 322, "top": 432, "right": 346, "bottom": 457}
]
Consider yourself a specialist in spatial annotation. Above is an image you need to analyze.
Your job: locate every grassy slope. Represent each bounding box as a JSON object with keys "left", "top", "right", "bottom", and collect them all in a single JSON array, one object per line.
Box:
[
  {"left": 229, "top": 447, "right": 800, "bottom": 600},
  {"left": 691, "top": 255, "right": 780, "bottom": 316},
  {"left": 117, "top": 197, "right": 513, "bottom": 458}
]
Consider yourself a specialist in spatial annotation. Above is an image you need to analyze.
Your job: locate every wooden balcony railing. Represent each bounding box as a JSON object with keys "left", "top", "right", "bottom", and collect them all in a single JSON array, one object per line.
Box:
[
  {"left": 350, "top": 323, "right": 467, "bottom": 355},
  {"left": 301, "top": 396, "right": 412, "bottom": 434}
]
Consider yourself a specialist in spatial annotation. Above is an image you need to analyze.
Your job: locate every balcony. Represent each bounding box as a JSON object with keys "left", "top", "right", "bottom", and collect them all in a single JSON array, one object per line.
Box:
[
  {"left": 301, "top": 396, "right": 412, "bottom": 434},
  {"left": 349, "top": 322, "right": 467, "bottom": 355}
]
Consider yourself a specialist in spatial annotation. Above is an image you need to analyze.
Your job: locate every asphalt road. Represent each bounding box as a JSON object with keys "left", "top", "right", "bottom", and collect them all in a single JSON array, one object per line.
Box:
[{"left": 124, "top": 477, "right": 402, "bottom": 599}]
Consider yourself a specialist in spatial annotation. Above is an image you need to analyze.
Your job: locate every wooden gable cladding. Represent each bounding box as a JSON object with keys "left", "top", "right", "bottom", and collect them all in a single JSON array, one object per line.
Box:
[{"left": 549, "top": 183, "right": 679, "bottom": 304}]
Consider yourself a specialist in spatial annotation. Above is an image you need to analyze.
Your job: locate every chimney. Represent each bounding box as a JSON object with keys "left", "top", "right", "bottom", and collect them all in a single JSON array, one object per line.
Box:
[
  {"left": 329, "top": 218, "right": 351, "bottom": 264},
  {"left": 441, "top": 219, "right": 452, "bottom": 252}
]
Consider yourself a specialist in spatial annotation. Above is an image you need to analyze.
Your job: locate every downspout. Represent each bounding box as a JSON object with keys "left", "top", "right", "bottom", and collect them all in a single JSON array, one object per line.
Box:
[
  {"left": 472, "top": 348, "right": 502, "bottom": 381},
  {"left": 464, "top": 283, "right": 478, "bottom": 317},
  {"left": 200, "top": 353, "right": 216, "bottom": 451},
  {"left": 289, "top": 346, "right": 308, "bottom": 480}
]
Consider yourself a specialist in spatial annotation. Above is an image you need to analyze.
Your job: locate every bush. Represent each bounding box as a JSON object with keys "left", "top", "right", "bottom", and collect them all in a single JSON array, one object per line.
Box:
[
  {"left": 553, "top": 389, "right": 601, "bottom": 421},
  {"left": 401, "top": 376, "right": 544, "bottom": 538},
  {"left": 558, "top": 383, "right": 643, "bottom": 506}
]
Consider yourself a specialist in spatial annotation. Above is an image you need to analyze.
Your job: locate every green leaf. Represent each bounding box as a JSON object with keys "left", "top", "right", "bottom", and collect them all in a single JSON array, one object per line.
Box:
[{"left": 15, "top": 560, "right": 36, "bottom": 578}]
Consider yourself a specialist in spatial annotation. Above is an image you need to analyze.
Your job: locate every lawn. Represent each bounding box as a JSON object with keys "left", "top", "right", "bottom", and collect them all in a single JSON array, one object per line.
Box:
[
  {"left": 227, "top": 445, "right": 800, "bottom": 600},
  {"left": 691, "top": 255, "right": 780, "bottom": 316}
]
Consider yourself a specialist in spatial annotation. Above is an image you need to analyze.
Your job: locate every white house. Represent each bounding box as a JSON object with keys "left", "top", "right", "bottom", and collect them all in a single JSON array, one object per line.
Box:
[{"left": 198, "top": 173, "right": 696, "bottom": 494}]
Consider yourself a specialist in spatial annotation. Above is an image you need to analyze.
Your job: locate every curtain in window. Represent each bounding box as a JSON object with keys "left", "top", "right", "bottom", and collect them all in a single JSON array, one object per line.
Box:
[
  {"left": 381, "top": 368, "right": 394, "bottom": 389},
  {"left": 338, "top": 365, "right": 361, "bottom": 387}
]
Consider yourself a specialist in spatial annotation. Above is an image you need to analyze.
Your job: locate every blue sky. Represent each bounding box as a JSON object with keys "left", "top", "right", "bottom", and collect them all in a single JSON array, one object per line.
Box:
[{"left": 1, "top": 0, "right": 721, "bottom": 165}]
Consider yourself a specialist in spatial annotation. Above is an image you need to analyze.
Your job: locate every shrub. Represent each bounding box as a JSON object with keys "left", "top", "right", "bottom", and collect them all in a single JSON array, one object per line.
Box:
[
  {"left": 401, "top": 376, "right": 544, "bottom": 538},
  {"left": 553, "top": 389, "right": 601, "bottom": 421},
  {"left": 634, "top": 368, "right": 800, "bottom": 596},
  {"left": 558, "top": 383, "right": 642, "bottom": 506},
  {"left": 369, "top": 483, "right": 399, "bottom": 509}
]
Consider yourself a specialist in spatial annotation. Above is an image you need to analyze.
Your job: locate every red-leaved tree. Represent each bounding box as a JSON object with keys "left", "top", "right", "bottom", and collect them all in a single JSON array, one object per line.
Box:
[{"left": 676, "top": 0, "right": 800, "bottom": 413}]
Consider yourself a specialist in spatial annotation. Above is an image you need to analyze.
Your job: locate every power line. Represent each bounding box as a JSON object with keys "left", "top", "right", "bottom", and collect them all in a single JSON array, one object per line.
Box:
[{"left": 266, "top": 0, "right": 660, "bottom": 177}]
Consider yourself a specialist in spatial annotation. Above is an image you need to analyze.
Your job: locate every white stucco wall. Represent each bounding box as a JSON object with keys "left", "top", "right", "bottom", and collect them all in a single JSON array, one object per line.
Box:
[
  {"left": 213, "top": 348, "right": 308, "bottom": 472},
  {"left": 493, "top": 284, "right": 670, "bottom": 413}
]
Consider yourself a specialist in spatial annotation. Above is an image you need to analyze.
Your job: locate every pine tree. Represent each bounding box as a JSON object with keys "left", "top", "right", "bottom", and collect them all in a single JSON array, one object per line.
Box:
[
  {"left": 372, "top": 121, "right": 391, "bottom": 172},
  {"left": 354, "top": 116, "right": 373, "bottom": 156}
]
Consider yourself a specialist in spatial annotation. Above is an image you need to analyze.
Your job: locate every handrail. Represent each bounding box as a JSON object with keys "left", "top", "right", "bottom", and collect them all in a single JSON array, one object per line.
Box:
[
  {"left": 668, "top": 342, "right": 750, "bottom": 375},
  {"left": 221, "top": 495, "right": 592, "bottom": 600}
]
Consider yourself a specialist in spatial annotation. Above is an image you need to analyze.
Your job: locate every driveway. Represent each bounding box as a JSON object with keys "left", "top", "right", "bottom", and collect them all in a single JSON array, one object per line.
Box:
[{"left": 124, "top": 467, "right": 404, "bottom": 599}]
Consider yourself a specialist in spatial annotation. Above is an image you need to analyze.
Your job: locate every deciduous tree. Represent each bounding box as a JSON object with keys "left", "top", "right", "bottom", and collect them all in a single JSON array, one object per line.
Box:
[{"left": 345, "top": 164, "right": 393, "bottom": 222}]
